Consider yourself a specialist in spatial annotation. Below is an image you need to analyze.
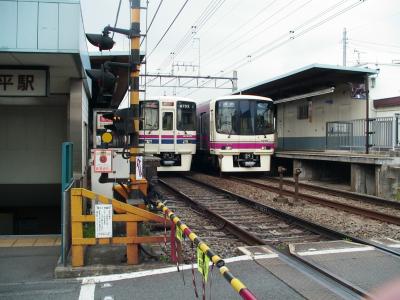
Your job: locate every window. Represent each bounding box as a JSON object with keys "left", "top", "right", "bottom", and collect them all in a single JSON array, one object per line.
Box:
[
  {"left": 297, "top": 103, "right": 309, "bottom": 120},
  {"left": 177, "top": 101, "right": 196, "bottom": 131},
  {"left": 216, "top": 99, "right": 274, "bottom": 135},
  {"left": 163, "top": 112, "right": 173, "bottom": 130},
  {"left": 216, "top": 101, "right": 239, "bottom": 134},
  {"left": 140, "top": 101, "right": 159, "bottom": 130},
  {"left": 255, "top": 101, "right": 274, "bottom": 134}
]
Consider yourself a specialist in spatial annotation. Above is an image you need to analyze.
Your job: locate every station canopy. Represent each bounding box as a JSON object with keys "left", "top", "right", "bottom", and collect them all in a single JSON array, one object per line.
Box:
[{"left": 234, "top": 63, "right": 377, "bottom": 103}]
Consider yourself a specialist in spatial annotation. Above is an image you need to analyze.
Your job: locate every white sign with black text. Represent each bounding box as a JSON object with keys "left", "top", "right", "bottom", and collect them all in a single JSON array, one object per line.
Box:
[
  {"left": 136, "top": 156, "right": 143, "bottom": 180},
  {"left": 95, "top": 204, "right": 113, "bottom": 238},
  {"left": 0, "top": 69, "right": 47, "bottom": 97}
]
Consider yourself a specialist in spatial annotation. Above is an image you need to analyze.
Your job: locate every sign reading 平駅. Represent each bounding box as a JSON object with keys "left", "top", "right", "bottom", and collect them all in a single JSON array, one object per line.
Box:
[{"left": 0, "top": 69, "right": 47, "bottom": 97}]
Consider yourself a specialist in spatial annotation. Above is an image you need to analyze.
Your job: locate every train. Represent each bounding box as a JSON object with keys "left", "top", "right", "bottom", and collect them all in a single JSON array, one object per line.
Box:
[
  {"left": 196, "top": 95, "right": 275, "bottom": 172},
  {"left": 139, "top": 96, "right": 197, "bottom": 171}
]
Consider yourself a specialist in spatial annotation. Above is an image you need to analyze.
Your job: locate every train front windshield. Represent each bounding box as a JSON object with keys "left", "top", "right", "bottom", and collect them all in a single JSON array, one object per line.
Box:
[
  {"left": 140, "top": 101, "right": 159, "bottom": 130},
  {"left": 177, "top": 101, "right": 196, "bottom": 131},
  {"left": 216, "top": 99, "right": 274, "bottom": 135}
]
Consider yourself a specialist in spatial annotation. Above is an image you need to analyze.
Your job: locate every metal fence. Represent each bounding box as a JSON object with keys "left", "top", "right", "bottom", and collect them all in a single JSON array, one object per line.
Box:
[{"left": 326, "top": 116, "right": 400, "bottom": 151}]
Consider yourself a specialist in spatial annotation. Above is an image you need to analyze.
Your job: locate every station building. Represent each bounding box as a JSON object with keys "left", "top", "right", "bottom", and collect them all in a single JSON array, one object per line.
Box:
[
  {"left": 0, "top": 0, "right": 91, "bottom": 234},
  {"left": 236, "top": 63, "right": 400, "bottom": 200}
]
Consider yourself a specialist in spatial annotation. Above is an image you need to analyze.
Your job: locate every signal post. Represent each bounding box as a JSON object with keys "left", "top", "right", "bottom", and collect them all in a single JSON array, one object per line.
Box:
[{"left": 128, "top": 0, "right": 146, "bottom": 204}]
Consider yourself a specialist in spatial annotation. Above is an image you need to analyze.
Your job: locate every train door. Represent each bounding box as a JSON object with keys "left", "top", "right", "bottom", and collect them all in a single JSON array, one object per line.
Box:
[{"left": 161, "top": 109, "right": 175, "bottom": 152}]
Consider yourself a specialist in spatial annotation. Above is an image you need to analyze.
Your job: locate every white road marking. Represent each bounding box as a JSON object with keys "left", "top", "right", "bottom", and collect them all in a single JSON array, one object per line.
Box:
[
  {"left": 79, "top": 254, "right": 275, "bottom": 284},
  {"left": 78, "top": 283, "right": 95, "bottom": 300},
  {"left": 371, "top": 238, "right": 400, "bottom": 248},
  {"left": 296, "top": 246, "right": 374, "bottom": 256}
]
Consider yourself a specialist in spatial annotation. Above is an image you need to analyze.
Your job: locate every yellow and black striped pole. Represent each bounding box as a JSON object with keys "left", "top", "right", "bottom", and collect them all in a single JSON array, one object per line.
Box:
[
  {"left": 129, "top": 0, "right": 144, "bottom": 202},
  {"left": 157, "top": 201, "right": 258, "bottom": 300}
]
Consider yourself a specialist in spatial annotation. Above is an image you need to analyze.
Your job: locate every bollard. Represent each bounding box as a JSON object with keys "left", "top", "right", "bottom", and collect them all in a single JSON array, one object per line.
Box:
[
  {"left": 274, "top": 166, "right": 288, "bottom": 203},
  {"left": 294, "top": 168, "right": 302, "bottom": 202}
]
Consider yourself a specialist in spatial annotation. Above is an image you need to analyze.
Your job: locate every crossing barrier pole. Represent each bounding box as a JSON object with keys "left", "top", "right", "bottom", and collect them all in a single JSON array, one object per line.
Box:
[{"left": 156, "top": 201, "right": 258, "bottom": 300}]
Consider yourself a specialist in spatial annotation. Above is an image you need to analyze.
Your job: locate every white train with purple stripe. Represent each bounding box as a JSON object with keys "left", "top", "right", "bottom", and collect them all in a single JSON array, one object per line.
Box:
[
  {"left": 196, "top": 95, "right": 275, "bottom": 172},
  {"left": 139, "top": 96, "right": 196, "bottom": 171}
]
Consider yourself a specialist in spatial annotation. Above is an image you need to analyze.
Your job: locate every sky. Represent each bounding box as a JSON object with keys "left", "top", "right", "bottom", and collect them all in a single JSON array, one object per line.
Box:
[{"left": 80, "top": 0, "right": 400, "bottom": 104}]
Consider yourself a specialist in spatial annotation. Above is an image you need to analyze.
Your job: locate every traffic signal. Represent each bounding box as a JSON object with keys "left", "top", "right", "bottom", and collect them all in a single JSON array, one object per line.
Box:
[
  {"left": 102, "top": 108, "right": 135, "bottom": 135},
  {"left": 86, "top": 32, "right": 115, "bottom": 51},
  {"left": 86, "top": 65, "right": 117, "bottom": 98}
]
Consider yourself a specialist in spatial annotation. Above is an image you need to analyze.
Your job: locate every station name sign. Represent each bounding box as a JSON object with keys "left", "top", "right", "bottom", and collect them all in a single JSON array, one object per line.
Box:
[{"left": 0, "top": 68, "right": 48, "bottom": 97}]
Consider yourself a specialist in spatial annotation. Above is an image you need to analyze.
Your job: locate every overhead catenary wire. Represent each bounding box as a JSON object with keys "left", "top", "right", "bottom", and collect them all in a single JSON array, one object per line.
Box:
[
  {"left": 183, "top": 0, "right": 367, "bottom": 97},
  {"left": 203, "top": 0, "right": 312, "bottom": 66},
  {"left": 111, "top": 0, "right": 122, "bottom": 39},
  {"left": 147, "top": 0, "right": 190, "bottom": 60},
  {"left": 156, "top": 0, "right": 226, "bottom": 73},
  {"left": 141, "top": 0, "right": 164, "bottom": 46},
  {"left": 205, "top": 0, "right": 350, "bottom": 68},
  {"left": 212, "top": 0, "right": 363, "bottom": 76}
]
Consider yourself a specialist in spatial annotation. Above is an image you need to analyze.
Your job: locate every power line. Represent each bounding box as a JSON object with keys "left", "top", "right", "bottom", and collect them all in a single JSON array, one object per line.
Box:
[
  {"left": 211, "top": 0, "right": 358, "bottom": 75},
  {"left": 147, "top": 0, "right": 190, "bottom": 60},
  {"left": 203, "top": 0, "right": 310, "bottom": 66},
  {"left": 184, "top": 0, "right": 367, "bottom": 97},
  {"left": 141, "top": 0, "right": 164, "bottom": 46},
  {"left": 156, "top": 0, "right": 226, "bottom": 72},
  {"left": 348, "top": 39, "right": 400, "bottom": 49},
  {"left": 111, "top": 0, "right": 122, "bottom": 39}
]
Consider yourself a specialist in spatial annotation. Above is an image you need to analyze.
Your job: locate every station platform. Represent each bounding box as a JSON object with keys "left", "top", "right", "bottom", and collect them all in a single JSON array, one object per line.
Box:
[
  {"left": 273, "top": 150, "right": 400, "bottom": 199},
  {"left": 0, "top": 234, "right": 61, "bottom": 247},
  {"left": 275, "top": 150, "right": 400, "bottom": 165}
]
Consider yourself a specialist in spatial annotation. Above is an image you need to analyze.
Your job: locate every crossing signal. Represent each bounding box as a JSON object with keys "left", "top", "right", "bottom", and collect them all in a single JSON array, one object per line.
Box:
[
  {"left": 102, "top": 108, "right": 135, "bottom": 135},
  {"left": 85, "top": 65, "right": 117, "bottom": 98},
  {"left": 86, "top": 32, "right": 115, "bottom": 51}
]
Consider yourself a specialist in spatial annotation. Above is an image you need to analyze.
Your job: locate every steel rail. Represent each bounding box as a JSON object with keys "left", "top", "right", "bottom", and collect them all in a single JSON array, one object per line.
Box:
[
  {"left": 158, "top": 176, "right": 386, "bottom": 298},
  {"left": 264, "top": 176, "right": 400, "bottom": 209},
  {"left": 158, "top": 179, "right": 265, "bottom": 246},
  {"left": 179, "top": 175, "right": 400, "bottom": 257},
  {"left": 228, "top": 176, "right": 400, "bottom": 226}
]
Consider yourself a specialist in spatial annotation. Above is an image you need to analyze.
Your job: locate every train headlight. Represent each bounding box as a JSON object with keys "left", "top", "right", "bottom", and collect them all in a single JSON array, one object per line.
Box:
[
  {"left": 183, "top": 139, "right": 189, "bottom": 144},
  {"left": 145, "top": 140, "right": 152, "bottom": 144},
  {"left": 261, "top": 145, "right": 271, "bottom": 150},
  {"left": 222, "top": 145, "right": 232, "bottom": 150}
]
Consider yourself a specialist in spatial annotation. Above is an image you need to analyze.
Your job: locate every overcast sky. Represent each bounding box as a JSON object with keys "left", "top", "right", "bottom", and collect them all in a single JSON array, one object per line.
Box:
[{"left": 81, "top": 0, "right": 400, "bottom": 103}]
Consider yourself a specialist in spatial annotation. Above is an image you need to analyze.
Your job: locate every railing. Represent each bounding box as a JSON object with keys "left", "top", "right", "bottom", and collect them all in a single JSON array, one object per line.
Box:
[
  {"left": 326, "top": 116, "right": 399, "bottom": 151},
  {"left": 70, "top": 188, "right": 165, "bottom": 267}
]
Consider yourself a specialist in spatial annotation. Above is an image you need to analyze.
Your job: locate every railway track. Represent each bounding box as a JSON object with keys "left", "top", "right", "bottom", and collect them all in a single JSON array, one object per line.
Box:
[
  {"left": 154, "top": 184, "right": 247, "bottom": 259},
  {"left": 264, "top": 175, "right": 400, "bottom": 209},
  {"left": 158, "top": 175, "right": 400, "bottom": 257},
  {"left": 225, "top": 175, "right": 400, "bottom": 226}
]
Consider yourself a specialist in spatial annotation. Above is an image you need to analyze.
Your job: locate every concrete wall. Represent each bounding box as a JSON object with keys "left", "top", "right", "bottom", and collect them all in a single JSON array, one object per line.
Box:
[
  {"left": 277, "top": 83, "right": 368, "bottom": 150},
  {"left": 0, "top": 99, "right": 67, "bottom": 184},
  {"left": 68, "top": 79, "right": 89, "bottom": 179}
]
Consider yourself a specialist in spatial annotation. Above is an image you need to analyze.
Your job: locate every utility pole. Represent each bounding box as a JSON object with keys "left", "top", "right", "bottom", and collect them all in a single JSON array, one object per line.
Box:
[
  {"left": 342, "top": 27, "right": 347, "bottom": 67},
  {"left": 129, "top": 0, "right": 142, "bottom": 203}
]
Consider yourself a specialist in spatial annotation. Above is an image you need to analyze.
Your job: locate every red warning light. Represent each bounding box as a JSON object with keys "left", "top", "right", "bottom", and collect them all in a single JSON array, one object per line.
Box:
[{"left": 100, "top": 155, "right": 107, "bottom": 163}]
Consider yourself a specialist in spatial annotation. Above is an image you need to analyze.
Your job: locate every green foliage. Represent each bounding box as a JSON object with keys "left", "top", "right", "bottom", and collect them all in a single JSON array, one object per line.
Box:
[{"left": 83, "top": 223, "right": 95, "bottom": 238}]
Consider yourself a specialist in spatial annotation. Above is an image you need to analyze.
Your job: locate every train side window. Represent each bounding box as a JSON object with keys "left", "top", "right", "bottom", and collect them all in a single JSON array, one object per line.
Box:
[{"left": 163, "top": 112, "right": 173, "bottom": 130}]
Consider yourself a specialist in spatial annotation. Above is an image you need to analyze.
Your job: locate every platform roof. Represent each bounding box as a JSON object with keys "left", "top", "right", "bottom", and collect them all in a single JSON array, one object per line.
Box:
[{"left": 234, "top": 63, "right": 378, "bottom": 101}]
